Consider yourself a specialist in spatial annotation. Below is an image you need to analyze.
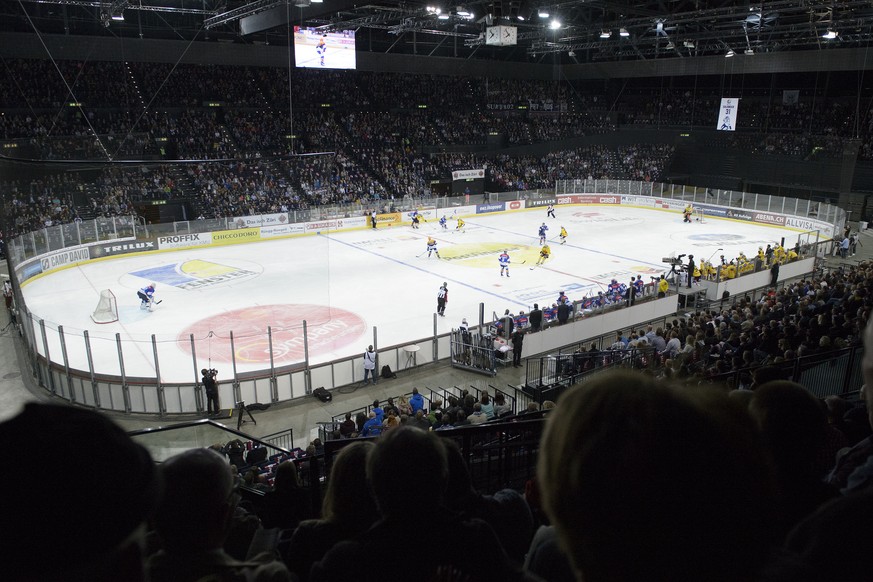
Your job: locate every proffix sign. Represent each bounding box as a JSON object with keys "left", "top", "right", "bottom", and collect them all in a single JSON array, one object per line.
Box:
[{"left": 158, "top": 233, "right": 211, "bottom": 250}]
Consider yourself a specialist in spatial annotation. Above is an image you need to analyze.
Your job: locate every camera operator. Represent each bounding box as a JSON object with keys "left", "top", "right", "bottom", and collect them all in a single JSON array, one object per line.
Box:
[{"left": 201, "top": 368, "right": 219, "bottom": 416}]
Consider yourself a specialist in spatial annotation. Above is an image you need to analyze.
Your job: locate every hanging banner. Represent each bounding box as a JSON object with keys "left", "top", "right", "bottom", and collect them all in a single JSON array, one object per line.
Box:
[
  {"left": 451, "top": 168, "right": 486, "bottom": 181},
  {"left": 716, "top": 98, "right": 740, "bottom": 131},
  {"left": 782, "top": 90, "right": 800, "bottom": 106}
]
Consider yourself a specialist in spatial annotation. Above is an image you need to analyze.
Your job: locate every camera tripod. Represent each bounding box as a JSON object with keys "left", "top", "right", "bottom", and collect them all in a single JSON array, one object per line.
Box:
[{"left": 235, "top": 400, "right": 257, "bottom": 431}]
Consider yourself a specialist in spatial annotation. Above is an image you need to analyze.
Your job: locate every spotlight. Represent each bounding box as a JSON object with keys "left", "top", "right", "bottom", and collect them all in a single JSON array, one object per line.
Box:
[
  {"left": 744, "top": 48, "right": 754, "bottom": 55},
  {"left": 600, "top": 29, "right": 612, "bottom": 38},
  {"left": 822, "top": 29, "right": 838, "bottom": 39},
  {"left": 619, "top": 27, "right": 629, "bottom": 37},
  {"left": 549, "top": 19, "right": 561, "bottom": 29},
  {"left": 683, "top": 40, "right": 695, "bottom": 48},
  {"left": 538, "top": 8, "right": 549, "bottom": 18},
  {"left": 665, "top": 41, "right": 674, "bottom": 49},
  {"left": 568, "top": 50, "right": 576, "bottom": 57},
  {"left": 725, "top": 48, "right": 735, "bottom": 57}
]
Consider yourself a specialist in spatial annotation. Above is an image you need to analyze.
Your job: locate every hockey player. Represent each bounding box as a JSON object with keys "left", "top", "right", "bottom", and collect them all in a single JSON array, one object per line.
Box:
[
  {"left": 538, "top": 223, "right": 549, "bottom": 244},
  {"left": 559, "top": 226, "right": 568, "bottom": 245},
  {"left": 535, "top": 243, "right": 551, "bottom": 266},
  {"left": 411, "top": 211, "right": 421, "bottom": 229},
  {"left": 426, "top": 236, "right": 440, "bottom": 259},
  {"left": 683, "top": 204, "right": 693, "bottom": 223},
  {"left": 316, "top": 35, "right": 327, "bottom": 66},
  {"left": 499, "top": 250, "right": 511, "bottom": 277},
  {"left": 633, "top": 275, "right": 645, "bottom": 297},
  {"left": 547, "top": 205, "right": 556, "bottom": 219},
  {"left": 439, "top": 215, "right": 448, "bottom": 230},
  {"left": 137, "top": 283, "right": 157, "bottom": 311},
  {"left": 456, "top": 217, "right": 465, "bottom": 232}
]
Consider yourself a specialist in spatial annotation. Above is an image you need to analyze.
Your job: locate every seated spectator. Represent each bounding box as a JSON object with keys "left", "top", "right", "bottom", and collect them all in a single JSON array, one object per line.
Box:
[
  {"left": 311, "top": 427, "right": 530, "bottom": 581},
  {"left": 480, "top": 390, "right": 495, "bottom": 419},
  {"left": 339, "top": 412, "right": 356, "bottom": 438},
  {"left": 147, "top": 448, "right": 291, "bottom": 582},
  {"left": 467, "top": 402, "right": 488, "bottom": 424},
  {"left": 782, "top": 490, "right": 873, "bottom": 582},
  {"left": 538, "top": 370, "right": 778, "bottom": 582},
  {"left": 409, "top": 386, "right": 425, "bottom": 414},
  {"left": 493, "top": 392, "right": 513, "bottom": 417},
  {"left": 284, "top": 441, "right": 378, "bottom": 582},
  {"left": 258, "top": 460, "right": 313, "bottom": 530},
  {"left": 0, "top": 403, "right": 161, "bottom": 582},
  {"left": 443, "top": 439, "right": 534, "bottom": 564},
  {"left": 749, "top": 381, "right": 839, "bottom": 538},
  {"left": 360, "top": 411, "right": 383, "bottom": 437}
]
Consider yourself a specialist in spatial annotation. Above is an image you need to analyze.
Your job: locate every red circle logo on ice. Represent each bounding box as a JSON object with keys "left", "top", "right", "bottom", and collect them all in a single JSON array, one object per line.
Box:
[{"left": 177, "top": 304, "right": 366, "bottom": 364}]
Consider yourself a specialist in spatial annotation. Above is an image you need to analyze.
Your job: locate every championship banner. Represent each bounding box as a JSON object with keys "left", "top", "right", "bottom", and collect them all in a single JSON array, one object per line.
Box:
[
  {"left": 452, "top": 168, "right": 486, "bottom": 181},
  {"left": 717, "top": 98, "right": 740, "bottom": 131}
]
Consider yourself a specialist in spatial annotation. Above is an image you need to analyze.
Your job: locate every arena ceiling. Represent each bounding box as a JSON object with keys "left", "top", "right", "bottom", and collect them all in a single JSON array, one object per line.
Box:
[{"left": 3, "top": 0, "right": 873, "bottom": 64}]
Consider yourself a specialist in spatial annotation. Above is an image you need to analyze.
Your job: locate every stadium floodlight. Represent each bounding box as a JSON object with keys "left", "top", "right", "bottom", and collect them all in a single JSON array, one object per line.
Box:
[
  {"left": 600, "top": 29, "right": 611, "bottom": 38},
  {"left": 457, "top": 6, "right": 470, "bottom": 16},
  {"left": 538, "top": 8, "right": 549, "bottom": 18},
  {"left": 110, "top": 12, "right": 124, "bottom": 20},
  {"left": 725, "top": 48, "right": 735, "bottom": 57},
  {"left": 619, "top": 27, "right": 629, "bottom": 37},
  {"left": 822, "top": 29, "right": 838, "bottom": 39},
  {"left": 665, "top": 41, "right": 674, "bottom": 49},
  {"left": 683, "top": 40, "right": 695, "bottom": 48},
  {"left": 549, "top": 19, "right": 561, "bottom": 29},
  {"left": 438, "top": 13, "right": 450, "bottom": 19},
  {"left": 744, "top": 48, "right": 754, "bottom": 55}
]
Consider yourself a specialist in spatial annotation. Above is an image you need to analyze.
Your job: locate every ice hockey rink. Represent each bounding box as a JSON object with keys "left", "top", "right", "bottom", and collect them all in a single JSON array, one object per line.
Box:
[{"left": 21, "top": 206, "right": 806, "bottom": 382}]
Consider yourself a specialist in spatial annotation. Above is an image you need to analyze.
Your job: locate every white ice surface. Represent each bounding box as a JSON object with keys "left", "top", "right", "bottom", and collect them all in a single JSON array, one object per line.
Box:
[{"left": 21, "top": 206, "right": 803, "bottom": 382}]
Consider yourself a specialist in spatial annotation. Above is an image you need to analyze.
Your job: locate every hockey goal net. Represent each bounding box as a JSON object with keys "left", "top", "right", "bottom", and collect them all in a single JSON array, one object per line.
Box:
[
  {"left": 694, "top": 208, "right": 705, "bottom": 223},
  {"left": 91, "top": 289, "right": 118, "bottom": 324}
]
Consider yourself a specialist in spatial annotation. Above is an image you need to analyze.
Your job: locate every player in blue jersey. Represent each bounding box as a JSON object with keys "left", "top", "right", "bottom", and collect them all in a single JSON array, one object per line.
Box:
[
  {"left": 538, "top": 223, "right": 549, "bottom": 244},
  {"left": 499, "top": 250, "right": 511, "bottom": 277},
  {"left": 137, "top": 283, "right": 157, "bottom": 311},
  {"left": 426, "top": 236, "right": 440, "bottom": 259},
  {"left": 316, "top": 35, "right": 327, "bottom": 66},
  {"left": 439, "top": 215, "right": 447, "bottom": 229}
]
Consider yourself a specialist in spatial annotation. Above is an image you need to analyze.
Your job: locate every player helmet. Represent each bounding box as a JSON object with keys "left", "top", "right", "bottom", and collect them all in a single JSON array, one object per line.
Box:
[{"left": 150, "top": 282, "right": 157, "bottom": 289}]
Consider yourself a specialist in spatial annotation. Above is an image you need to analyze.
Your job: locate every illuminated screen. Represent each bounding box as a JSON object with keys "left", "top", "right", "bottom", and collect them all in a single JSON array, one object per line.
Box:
[{"left": 294, "top": 27, "right": 356, "bottom": 70}]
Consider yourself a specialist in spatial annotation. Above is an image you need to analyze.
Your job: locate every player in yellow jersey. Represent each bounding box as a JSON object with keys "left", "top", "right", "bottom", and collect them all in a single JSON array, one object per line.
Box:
[
  {"left": 535, "top": 243, "right": 551, "bottom": 266},
  {"left": 683, "top": 204, "right": 693, "bottom": 223},
  {"left": 456, "top": 217, "right": 465, "bottom": 232},
  {"left": 559, "top": 226, "right": 568, "bottom": 245}
]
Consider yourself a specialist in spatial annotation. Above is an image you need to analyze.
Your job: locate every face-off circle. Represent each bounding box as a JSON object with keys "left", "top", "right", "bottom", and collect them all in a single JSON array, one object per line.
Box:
[{"left": 177, "top": 304, "right": 366, "bottom": 365}]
